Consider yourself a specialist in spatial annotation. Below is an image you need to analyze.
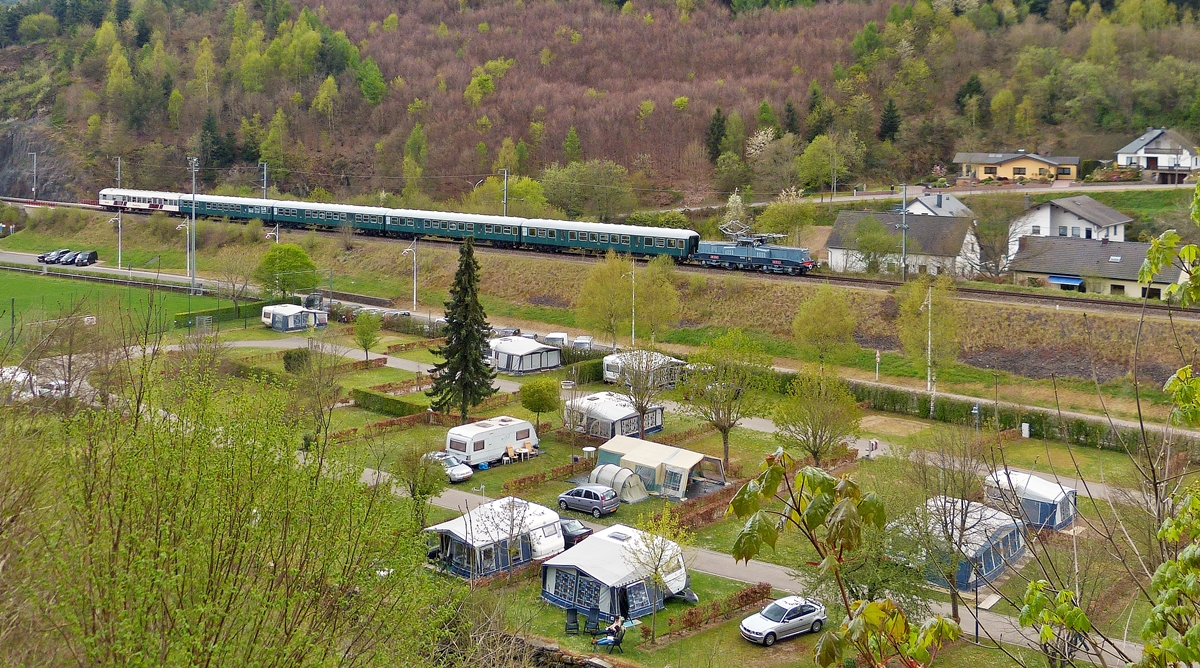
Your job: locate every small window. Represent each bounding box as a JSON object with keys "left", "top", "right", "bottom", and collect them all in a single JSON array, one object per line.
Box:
[
  {"left": 473, "top": 440, "right": 485, "bottom": 452},
  {"left": 504, "top": 226, "right": 512, "bottom": 235},
  {"left": 1071, "top": 227, "right": 1080, "bottom": 237},
  {"left": 449, "top": 223, "right": 457, "bottom": 231},
  {"left": 516, "top": 429, "right": 530, "bottom": 440},
  {"left": 984, "top": 166, "right": 997, "bottom": 175},
  {"left": 542, "top": 524, "right": 558, "bottom": 537},
  {"left": 569, "top": 231, "right": 578, "bottom": 240},
  {"left": 1031, "top": 225, "right": 1041, "bottom": 235},
  {"left": 621, "top": 235, "right": 629, "bottom": 244},
  {"left": 1058, "top": 226, "right": 1068, "bottom": 236},
  {"left": 1085, "top": 228, "right": 1092, "bottom": 239},
  {"left": 1038, "top": 167, "right": 1047, "bottom": 175},
  {"left": 539, "top": 229, "right": 547, "bottom": 238},
  {"left": 405, "top": 218, "right": 413, "bottom": 226},
  {"left": 655, "top": 238, "right": 665, "bottom": 247},
  {"left": 449, "top": 439, "right": 467, "bottom": 452},
  {"left": 590, "top": 233, "right": 599, "bottom": 242},
  {"left": 1057, "top": 167, "right": 1072, "bottom": 175},
  {"left": 1013, "top": 167, "right": 1027, "bottom": 176},
  {"left": 1108, "top": 255, "right": 1122, "bottom": 263},
  {"left": 548, "top": 229, "right": 555, "bottom": 238},
  {"left": 667, "top": 239, "right": 676, "bottom": 248},
  {"left": 645, "top": 236, "right": 654, "bottom": 245},
  {"left": 599, "top": 234, "right": 609, "bottom": 243},
  {"left": 485, "top": 225, "right": 493, "bottom": 233}
]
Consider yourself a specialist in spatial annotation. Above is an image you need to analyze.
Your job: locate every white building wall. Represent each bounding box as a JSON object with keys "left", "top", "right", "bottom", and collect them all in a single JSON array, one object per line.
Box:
[
  {"left": 1117, "top": 147, "right": 1198, "bottom": 170},
  {"left": 1008, "top": 207, "right": 1125, "bottom": 259},
  {"left": 829, "top": 247, "right": 977, "bottom": 278}
]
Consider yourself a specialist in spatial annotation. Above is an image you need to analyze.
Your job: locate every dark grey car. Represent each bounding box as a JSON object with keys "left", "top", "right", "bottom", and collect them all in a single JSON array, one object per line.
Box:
[{"left": 558, "top": 484, "right": 619, "bottom": 518}]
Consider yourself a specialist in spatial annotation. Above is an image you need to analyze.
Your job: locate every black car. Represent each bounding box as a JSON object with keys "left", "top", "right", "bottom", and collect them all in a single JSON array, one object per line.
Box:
[
  {"left": 58, "top": 251, "right": 80, "bottom": 265},
  {"left": 74, "top": 250, "right": 98, "bottom": 266},
  {"left": 559, "top": 518, "right": 593, "bottom": 548},
  {"left": 38, "top": 248, "right": 69, "bottom": 263}
]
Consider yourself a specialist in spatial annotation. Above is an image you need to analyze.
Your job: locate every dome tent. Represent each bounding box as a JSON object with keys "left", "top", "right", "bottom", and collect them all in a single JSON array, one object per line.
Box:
[{"left": 589, "top": 464, "right": 650, "bottom": 504}]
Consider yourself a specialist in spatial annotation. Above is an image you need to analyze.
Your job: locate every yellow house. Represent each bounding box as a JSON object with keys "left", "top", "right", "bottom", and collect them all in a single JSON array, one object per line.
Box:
[{"left": 953, "top": 151, "right": 1079, "bottom": 183}]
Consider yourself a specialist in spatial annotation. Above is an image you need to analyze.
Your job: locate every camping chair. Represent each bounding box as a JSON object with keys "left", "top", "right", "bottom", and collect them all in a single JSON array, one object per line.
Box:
[
  {"left": 583, "top": 608, "right": 601, "bottom": 635},
  {"left": 565, "top": 608, "right": 579, "bottom": 635},
  {"left": 607, "top": 625, "right": 626, "bottom": 654}
]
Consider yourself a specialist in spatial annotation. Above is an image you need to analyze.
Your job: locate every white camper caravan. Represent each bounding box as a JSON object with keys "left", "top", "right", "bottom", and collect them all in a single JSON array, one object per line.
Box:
[
  {"left": 446, "top": 416, "right": 540, "bottom": 467},
  {"left": 602, "top": 351, "right": 685, "bottom": 386},
  {"left": 545, "top": 332, "right": 569, "bottom": 347}
]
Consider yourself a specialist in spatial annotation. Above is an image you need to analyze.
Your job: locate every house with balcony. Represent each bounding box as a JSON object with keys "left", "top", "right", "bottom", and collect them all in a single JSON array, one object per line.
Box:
[
  {"left": 1115, "top": 128, "right": 1198, "bottom": 184},
  {"left": 953, "top": 151, "right": 1079, "bottom": 183}
]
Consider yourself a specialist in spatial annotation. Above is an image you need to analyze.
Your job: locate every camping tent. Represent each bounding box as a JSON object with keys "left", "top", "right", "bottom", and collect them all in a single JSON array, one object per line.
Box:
[
  {"left": 908, "top": 496, "right": 1026, "bottom": 591},
  {"left": 425, "top": 497, "right": 564, "bottom": 579},
  {"left": 489, "top": 337, "right": 562, "bottom": 374},
  {"left": 596, "top": 435, "right": 720, "bottom": 500},
  {"left": 984, "top": 469, "right": 1077, "bottom": 531},
  {"left": 541, "top": 524, "right": 690, "bottom": 621},
  {"left": 565, "top": 392, "right": 663, "bottom": 438},
  {"left": 602, "top": 351, "right": 685, "bottom": 386},
  {"left": 588, "top": 464, "right": 650, "bottom": 504}
]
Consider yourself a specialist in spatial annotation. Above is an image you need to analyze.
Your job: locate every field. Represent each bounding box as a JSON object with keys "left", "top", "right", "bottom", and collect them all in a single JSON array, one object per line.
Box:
[{"left": 0, "top": 270, "right": 220, "bottom": 323}]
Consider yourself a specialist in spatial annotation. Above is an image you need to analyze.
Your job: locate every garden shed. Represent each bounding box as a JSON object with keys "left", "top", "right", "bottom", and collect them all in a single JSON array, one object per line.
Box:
[
  {"left": 541, "top": 524, "right": 690, "bottom": 621},
  {"left": 426, "top": 497, "right": 564, "bottom": 579},
  {"left": 588, "top": 463, "right": 650, "bottom": 504},
  {"left": 596, "top": 435, "right": 722, "bottom": 500},
  {"left": 908, "top": 496, "right": 1027, "bottom": 591},
  {"left": 488, "top": 336, "right": 562, "bottom": 374},
  {"left": 984, "top": 469, "right": 1077, "bottom": 531}
]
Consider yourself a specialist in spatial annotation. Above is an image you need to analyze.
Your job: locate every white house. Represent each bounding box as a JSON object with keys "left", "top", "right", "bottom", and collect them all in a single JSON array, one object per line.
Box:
[
  {"left": 827, "top": 211, "right": 980, "bottom": 278},
  {"left": 1116, "top": 128, "right": 1198, "bottom": 184},
  {"left": 905, "top": 193, "right": 974, "bottom": 217},
  {"left": 1007, "top": 195, "right": 1131, "bottom": 261},
  {"left": 1009, "top": 236, "right": 1184, "bottom": 299}
]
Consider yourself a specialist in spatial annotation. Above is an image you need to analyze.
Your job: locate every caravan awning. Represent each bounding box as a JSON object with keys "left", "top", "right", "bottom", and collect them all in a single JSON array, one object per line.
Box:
[{"left": 1046, "top": 275, "right": 1084, "bottom": 286}]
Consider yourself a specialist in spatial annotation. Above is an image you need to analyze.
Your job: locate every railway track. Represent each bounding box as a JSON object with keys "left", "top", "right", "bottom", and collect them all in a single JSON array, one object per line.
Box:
[{"left": 5, "top": 195, "right": 1196, "bottom": 319}]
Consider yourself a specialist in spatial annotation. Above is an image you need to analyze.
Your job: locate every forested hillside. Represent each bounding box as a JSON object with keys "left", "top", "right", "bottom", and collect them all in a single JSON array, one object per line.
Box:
[{"left": 1, "top": 0, "right": 1199, "bottom": 209}]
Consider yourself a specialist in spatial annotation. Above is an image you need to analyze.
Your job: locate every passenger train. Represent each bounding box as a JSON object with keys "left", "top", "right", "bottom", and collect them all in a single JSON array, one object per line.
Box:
[{"left": 99, "top": 188, "right": 815, "bottom": 274}]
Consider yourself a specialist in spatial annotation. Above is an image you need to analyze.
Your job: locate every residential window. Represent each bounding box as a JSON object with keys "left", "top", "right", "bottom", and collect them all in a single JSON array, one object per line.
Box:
[
  {"left": 1013, "top": 167, "right": 1027, "bottom": 176},
  {"left": 1071, "top": 227, "right": 1080, "bottom": 237},
  {"left": 1038, "top": 168, "right": 1047, "bottom": 176},
  {"left": 1111, "top": 285, "right": 1125, "bottom": 296},
  {"left": 1058, "top": 226, "right": 1068, "bottom": 236},
  {"left": 984, "top": 167, "right": 997, "bottom": 175},
  {"left": 1031, "top": 225, "right": 1041, "bottom": 235},
  {"left": 1057, "top": 167, "right": 1072, "bottom": 175}
]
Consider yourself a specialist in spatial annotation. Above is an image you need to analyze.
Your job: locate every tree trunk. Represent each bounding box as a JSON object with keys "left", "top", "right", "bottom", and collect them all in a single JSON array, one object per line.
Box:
[
  {"left": 721, "top": 429, "right": 731, "bottom": 469},
  {"left": 638, "top": 409, "right": 646, "bottom": 439},
  {"left": 950, "top": 586, "right": 959, "bottom": 621}
]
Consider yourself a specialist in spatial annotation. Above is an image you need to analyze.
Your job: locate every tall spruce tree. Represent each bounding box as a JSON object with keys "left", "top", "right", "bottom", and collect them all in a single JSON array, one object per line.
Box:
[
  {"left": 704, "top": 107, "right": 726, "bottom": 164},
  {"left": 427, "top": 237, "right": 496, "bottom": 424},
  {"left": 954, "top": 74, "right": 985, "bottom": 114},
  {"left": 782, "top": 100, "right": 801, "bottom": 136},
  {"left": 877, "top": 98, "right": 901, "bottom": 142}
]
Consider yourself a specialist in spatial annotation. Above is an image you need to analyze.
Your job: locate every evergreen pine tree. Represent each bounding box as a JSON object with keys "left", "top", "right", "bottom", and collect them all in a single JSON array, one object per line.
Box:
[
  {"left": 427, "top": 237, "right": 496, "bottom": 424},
  {"left": 200, "top": 109, "right": 219, "bottom": 166},
  {"left": 113, "top": 0, "right": 131, "bottom": 24},
  {"left": 782, "top": 100, "right": 800, "bottom": 136},
  {"left": 954, "top": 74, "right": 985, "bottom": 113},
  {"left": 756, "top": 100, "right": 779, "bottom": 133},
  {"left": 704, "top": 107, "right": 726, "bottom": 164},
  {"left": 878, "top": 98, "right": 901, "bottom": 142},
  {"left": 563, "top": 126, "right": 582, "bottom": 163}
]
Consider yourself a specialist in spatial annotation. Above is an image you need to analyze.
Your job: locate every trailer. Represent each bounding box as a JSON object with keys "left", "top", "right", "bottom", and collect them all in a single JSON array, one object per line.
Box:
[
  {"left": 446, "top": 416, "right": 539, "bottom": 467},
  {"left": 602, "top": 351, "right": 685, "bottom": 386}
]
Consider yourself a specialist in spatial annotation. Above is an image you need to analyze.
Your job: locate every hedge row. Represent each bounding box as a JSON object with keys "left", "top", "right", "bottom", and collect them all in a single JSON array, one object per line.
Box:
[
  {"left": 566, "top": 358, "right": 604, "bottom": 385},
  {"left": 663, "top": 583, "right": 773, "bottom": 641},
  {"left": 174, "top": 297, "right": 298, "bottom": 326},
  {"left": 350, "top": 388, "right": 426, "bottom": 417},
  {"left": 502, "top": 471, "right": 548, "bottom": 496},
  {"left": 651, "top": 423, "right": 717, "bottom": 447},
  {"left": 225, "top": 360, "right": 281, "bottom": 384}
]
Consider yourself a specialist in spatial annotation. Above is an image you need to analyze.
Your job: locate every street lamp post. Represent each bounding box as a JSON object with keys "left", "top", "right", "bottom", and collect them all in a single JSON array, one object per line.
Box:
[
  {"left": 402, "top": 239, "right": 418, "bottom": 312},
  {"left": 187, "top": 157, "right": 199, "bottom": 295},
  {"left": 28, "top": 152, "right": 37, "bottom": 202},
  {"left": 265, "top": 223, "right": 280, "bottom": 243},
  {"left": 622, "top": 268, "right": 636, "bottom": 348},
  {"left": 894, "top": 183, "right": 909, "bottom": 281},
  {"left": 259, "top": 161, "right": 268, "bottom": 199}
]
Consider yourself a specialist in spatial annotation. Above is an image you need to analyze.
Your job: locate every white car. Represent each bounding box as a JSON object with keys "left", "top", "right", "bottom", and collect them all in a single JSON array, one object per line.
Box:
[
  {"left": 739, "top": 596, "right": 826, "bottom": 646},
  {"left": 425, "top": 452, "right": 473, "bottom": 483}
]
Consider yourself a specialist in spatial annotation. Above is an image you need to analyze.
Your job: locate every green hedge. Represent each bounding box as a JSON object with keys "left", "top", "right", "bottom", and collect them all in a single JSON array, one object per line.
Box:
[
  {"left": 567, "top": 358, "right": 604, "bottom": 384},
  {"left": 350, "top": 388, "right": 426, "bottom": 417},
  {"left": 175, "top": 297, "right": 299, "bottom": 327}
]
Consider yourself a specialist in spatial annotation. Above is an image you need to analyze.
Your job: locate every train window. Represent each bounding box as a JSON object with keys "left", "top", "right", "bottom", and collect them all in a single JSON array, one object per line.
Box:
[
  {"left": 406, "top": 218, "right": 414, "bottom": 226},
  {"left": 621, "top": 235, "right": 630, "bottom": 244},
  {"left": 568, "top": 231, "right": 577, "bottom": 240},
  {"left": 548, "top": 230, "right": 555, "bottom": 238},
  {"left": 484, "top": 225, "right": 492, "bottom": 233},
  {"left": 504, "top": 226, "right": 512, "bottom": 235},
  {"left": 656, "top": 238, "right": 665, "bottom": 247},
  {"left": 449, "top": 223, "right": 457, "bottom": 231},
  {"left": 590, "top": 233, "right": 599, "bottom": 242},
  {"left": 667, "top": 239, "right": 676, "bottom": 248},
  {"left": 644, "top": 236, "right": 654, "bottom": 245},
  {"left": 538, "top": 229, "right": 546, "bottom": 238},
  {"left": 599, "top": 234, "right": 609, "bottom": 243}
]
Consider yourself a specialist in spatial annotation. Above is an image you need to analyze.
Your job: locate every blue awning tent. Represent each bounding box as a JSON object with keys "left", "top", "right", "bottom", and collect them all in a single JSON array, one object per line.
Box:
[
  {"left": 1046, "top": 275, "right": 1084, "bottom": 286},
  {"left": 900, "top": 496, "right": 1027, "bottom": 591},
  {"left": 984, "top": 469, "right": 1077, "bottom": 531}
]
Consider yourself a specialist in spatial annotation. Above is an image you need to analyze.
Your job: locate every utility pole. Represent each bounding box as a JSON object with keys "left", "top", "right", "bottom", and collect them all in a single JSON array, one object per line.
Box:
[
  {"left": 925, "top": 285, "right": 933, "bottom": 407},
  {"left": 402, "top": 239, "right": 418, "bottom": 312},
  {"left": 259, "top": 161, "right": 268, "bottom": 199},
  {"left": 900, "top": 183, "right": 909, "bottom": 281},
  {"left": 28, "top": 152, "right": 37, "bottom": 202},
  {"left": 187, "top": 157, "right": 199, "bottom": 295},
  {"left": 623, "top": 268, "right": 636, "bottom": 348},
  {"left": 116, "top": 156, "right": 122, "bottom": 270},
  {"left": 500, "top": 168, "right": 509, "bottom": 217}
]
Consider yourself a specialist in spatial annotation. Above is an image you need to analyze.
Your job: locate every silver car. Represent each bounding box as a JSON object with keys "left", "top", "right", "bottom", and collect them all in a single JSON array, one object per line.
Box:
[
  {"left": 739, "top": 596, "right": 826, "bottom": 646},
  {"left": 426, "top": 452, "right": 473, "bottom": 483},
  {"left": 558, "top": 484, "right": 619, "bottom": 518}
]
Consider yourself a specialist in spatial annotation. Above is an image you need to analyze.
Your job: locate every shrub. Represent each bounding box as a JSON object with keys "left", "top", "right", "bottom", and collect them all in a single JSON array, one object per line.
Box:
[
  {"left": 282, "top": 348, "right": 311, "bottom": 373},
  {"left": 350, "top": 388, "right": 425, "bottom": 417},
  {"left": 568, "top": 358, "right": 604, "bottom": 384}
]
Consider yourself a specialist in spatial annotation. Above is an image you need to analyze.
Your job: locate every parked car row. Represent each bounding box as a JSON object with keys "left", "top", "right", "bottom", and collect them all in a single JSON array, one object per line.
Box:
[{"left": 36, "top": 249, "right": 98, "bottom": 266}]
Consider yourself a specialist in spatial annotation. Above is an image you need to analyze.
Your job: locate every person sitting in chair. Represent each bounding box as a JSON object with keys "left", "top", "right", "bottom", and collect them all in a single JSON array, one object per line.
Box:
[{"left": 592, "top": 616, "right": 624, "bottom": 646}]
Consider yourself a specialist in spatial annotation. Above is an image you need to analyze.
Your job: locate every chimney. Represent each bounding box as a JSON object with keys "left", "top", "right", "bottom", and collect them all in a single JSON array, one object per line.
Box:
[
  {"left": 1102, "top": 237, "right": 1109, "bottom": 245},
  {"left": 937, "top": 194, "right": 943, "bottom": 208}
]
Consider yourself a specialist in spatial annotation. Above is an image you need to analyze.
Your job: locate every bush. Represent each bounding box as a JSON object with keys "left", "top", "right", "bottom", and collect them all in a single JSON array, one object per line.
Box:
[
  {"left": 350, "top": 388, "right": 425, "bottom": 417},
  {"left": 568, "top": 358, "right": 604, "bottom": 384},
  {"left": 282, "top": 348, "right": 311, "bottom": 373}
]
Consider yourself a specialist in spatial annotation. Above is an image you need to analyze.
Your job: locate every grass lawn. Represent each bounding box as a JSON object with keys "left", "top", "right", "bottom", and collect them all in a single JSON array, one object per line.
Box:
[
  {"left": 0, "top": 271, "right": 220, "bottom": 323},
  {"left": 337, "top": 366, "right": 418, "bottom": 390},
  {"left": 393, "top": 348, "right": 443, "bottom": 365},
  {"left": 501, "top": 571, "right": 799, "bottom": 667},
  {"left": 329, "top": 407, "right": 395, "bottom": 433}
]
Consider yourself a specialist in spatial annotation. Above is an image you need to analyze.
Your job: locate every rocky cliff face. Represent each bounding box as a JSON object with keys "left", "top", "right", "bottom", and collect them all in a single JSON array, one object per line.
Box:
[{"left": 0, "top": 120, "right": 78, "bottom": 201}]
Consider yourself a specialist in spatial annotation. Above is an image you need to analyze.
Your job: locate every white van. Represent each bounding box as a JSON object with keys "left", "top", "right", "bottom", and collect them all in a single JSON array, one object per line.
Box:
[
  {"left": 446, "top": 416, "right": 540, "bottom": 467},
  {"left": 545, "top": 332, "right": 569, "bottom": 347},
  {"left": 572, "top": 336, "right": 593, "bottom": 350}
]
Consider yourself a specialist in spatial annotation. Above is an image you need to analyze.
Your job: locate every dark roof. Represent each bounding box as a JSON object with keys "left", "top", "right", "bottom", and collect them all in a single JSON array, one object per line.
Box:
[
  {"left": 1040, "top": 195, "right": 1133, "bottom": 228},
  {"left": 1010, "top": 237, "right": 1181, "bottom": 283},
  {"left": 827, "top": 211, "right": 975, "bottom": 257},
  {"left": 1117, "top": 128, "right": 1197, "bottom": 155},
  {"left": 953, "top": 152, "right": 1080, "bottom": 167}
]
